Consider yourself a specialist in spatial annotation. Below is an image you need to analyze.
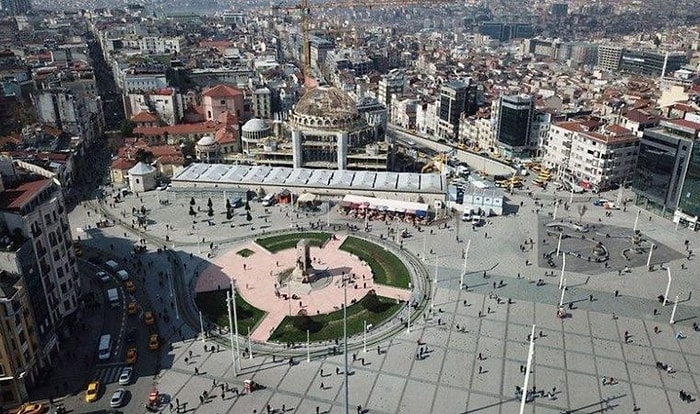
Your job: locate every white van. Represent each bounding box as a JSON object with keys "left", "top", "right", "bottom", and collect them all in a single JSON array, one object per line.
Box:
[
  {"left": 261, "top": 193, "right": 277, "bottom": 207},
  {"left": 462, "top": 211, "right": 473, "bottom": 222},
  {"left": 116, "top": 270, "right": 130, "bottom": 281},
  {"left": 106, "top": 288, "right": 119, "bottom": 307},
  {"left": 98, "top": 334, "right": 112, "bottom": 361}
]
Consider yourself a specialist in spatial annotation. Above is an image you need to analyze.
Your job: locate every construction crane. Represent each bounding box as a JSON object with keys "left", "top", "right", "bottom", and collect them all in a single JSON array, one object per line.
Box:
[{"left": 272, "top": 0, "right": 458, "bottom": 89}]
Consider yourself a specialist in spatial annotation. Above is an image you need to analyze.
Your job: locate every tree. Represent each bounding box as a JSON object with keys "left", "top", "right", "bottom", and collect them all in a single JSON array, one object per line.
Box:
[
  {"left": 208, "top": 206, "right": 214, "bottom": 217},
  {"left": 135, "top": 149, "right": 155, "bottom": 164},
  {"left": 577, "top": 205, "right": 588, "bottom": 223},
  {"left": 207, "top": 198, "right": 213, "bottom": 208},
  {"left": 190, "top": 197, "right": 196, "bottom": 206},
  {"left": 189, "top": 206, "right": 196, "bottom": 216},
  {"left": 120, "top": 120, "right": 136, "bottom": 137}
]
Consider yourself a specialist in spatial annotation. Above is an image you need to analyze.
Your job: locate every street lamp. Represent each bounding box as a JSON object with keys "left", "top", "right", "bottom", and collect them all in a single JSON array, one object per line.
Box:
[{"left": 663, "top": 266, "right": 672, "bottom": 307}]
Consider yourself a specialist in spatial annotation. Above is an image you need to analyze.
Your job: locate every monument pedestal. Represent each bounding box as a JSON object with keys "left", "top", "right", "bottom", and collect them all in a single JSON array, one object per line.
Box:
[{"left": 287, "top": 280, "right": 314, "bottom": 295}]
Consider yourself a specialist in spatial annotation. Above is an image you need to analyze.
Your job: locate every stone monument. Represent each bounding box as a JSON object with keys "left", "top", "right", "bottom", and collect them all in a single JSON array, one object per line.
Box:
[{"left": 291, "top": 239, "right": 316, "bottom": 283}]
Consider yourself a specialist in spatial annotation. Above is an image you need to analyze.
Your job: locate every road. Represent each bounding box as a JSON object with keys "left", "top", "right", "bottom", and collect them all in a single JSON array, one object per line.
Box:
[{"left": 387, "top": 125, "right": 516, "bottom": 177}]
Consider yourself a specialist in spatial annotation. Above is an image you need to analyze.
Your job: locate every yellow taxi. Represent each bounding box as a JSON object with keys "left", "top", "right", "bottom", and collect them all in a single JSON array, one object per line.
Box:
[
  {"left": 144, "top": 311, "right": 154, "bottom": 326},
  {"left": 125, "top": 280, "right": 136, "bottom": 293},
  {"left": 148, "top": 334, "right": 160, "bottom": 350},
  {"left": 126, "top": 347, "right": 137, "bottom": 364},
  {"left": 85, "top": 380, "right": 100, "bottom": 402},
  {"left": 16, "top": 403, "right": 45, "bottom": 414},
  {"left": 127, "top": 301, "right": 137, "bottom": 315}
]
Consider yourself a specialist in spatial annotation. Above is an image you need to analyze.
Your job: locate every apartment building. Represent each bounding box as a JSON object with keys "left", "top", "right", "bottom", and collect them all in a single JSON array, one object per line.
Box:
[
  {"left": 597, "top": 44, "right": 624, "bottom": 71},
  {"left": 544, "top": 121, "right": 639, "bottom": 191},
  {"left": 0, "top": 167, "right": 81, "bottom": 327},
  {"left": 0, "top": 271, "right": 41, "bottom": 406}
]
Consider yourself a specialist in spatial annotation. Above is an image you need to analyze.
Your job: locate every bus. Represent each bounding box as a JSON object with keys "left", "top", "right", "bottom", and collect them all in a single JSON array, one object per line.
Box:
[{"left": 98, "top": 334, "right": 112, "bottom": 361}]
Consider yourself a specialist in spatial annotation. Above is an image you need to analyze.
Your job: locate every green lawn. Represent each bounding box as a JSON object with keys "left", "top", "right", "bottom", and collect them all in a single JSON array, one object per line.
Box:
[
  {"left": 339, "top": 236, "right": 410, "bottom": 288},
  {"left": 256, "top": 232, "right": 331, "bottom": 253},
  {"left": 195, "top": 289, "right": 266, "bottom": 335},
  {"left": 269, "top": 292, "right": 402, "bottom": 343}
]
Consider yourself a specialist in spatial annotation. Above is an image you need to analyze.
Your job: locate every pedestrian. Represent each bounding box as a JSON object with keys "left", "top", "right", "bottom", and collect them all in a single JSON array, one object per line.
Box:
[
  {"left": 377, "top": 345, "right": 381, "bottom": 355},
  {"left": 221, "top": 391, "right": 225, "bottom": 399},
  {"left": 320, "top": 382, "right": 324, "bottom": 389},
  {"left": 589, "top": 294, "right": 593, "bottom": 301},
  {"left": 478, "top": 352, "right": 482, "bottom": 360},
  {"left": 199, "top": 395, "right": 204, "bottom": 404},
  {"left": 316, "top": 407, "right": 320, "bottom": 414},
  {"left": 282, "top": 404, "right": 286, "bottom": 411},
  {"left": 169, "top": 402, "right": 174, "bottom": 412},
  {"left": 336, "top": 367, "right": 340, "bottom": 375},
  {"left": 615, "top": 290, "right": 619, "bottom": 297},
  {"left": 493, "top": 281, "right": 496, "bottom": 289},
  {"left": 478, "top": 365, "right": 482, "bottom": 374},
  {"left": 194, "top": 367, "right": 199, "bottom": 375},
  {"left": 487, "top": 306, "right": 491, "bottom": 314},
  {"left": 320, "top": 368, "right": 324, "bottom": 376},
  {"left": 188, "top": 350, "right": 193, "bottom": 357}
]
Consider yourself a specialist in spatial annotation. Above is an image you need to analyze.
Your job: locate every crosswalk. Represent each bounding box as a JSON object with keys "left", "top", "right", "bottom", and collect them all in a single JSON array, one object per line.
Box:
[{"left": 95, "top": 364, "right": 127, "bottom": 384}]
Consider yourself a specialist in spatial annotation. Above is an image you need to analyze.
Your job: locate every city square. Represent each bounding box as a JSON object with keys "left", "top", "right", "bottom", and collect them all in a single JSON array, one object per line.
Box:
[{"left": 60, "top": 182, "right": 700, "bottom": 414}]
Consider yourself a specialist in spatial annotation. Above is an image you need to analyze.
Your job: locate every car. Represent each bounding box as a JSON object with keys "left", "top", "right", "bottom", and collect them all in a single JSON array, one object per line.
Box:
[
  {"left": 110, "top": 388, "right": 126, "bottom": 408},
  {"left": 16, "top": 403, "right": 45, "bottom": 414},
  {"left": 86, "top": 380, "right": 100, "bottom": 402},
  {"left": 125, "top": 347, "right": 137, "bottom": 364},
  {"left": 461, "top": 213, "right": 473, "bottom": 222},
  {"left": 126, "top": 328, "right": 137, "bottom": 343},
  {"left": 148, "top": 334, "right": 160, "bottom": 350},
  {"left": 118, "top": 367, "right": 133, "bottom": 385},
  {"left": 127, "top": 301, "right": 137, "bottom": 315},
  {"left": 96, "top": 271, "right": 110, "bottom": 283},
  {"left": 144, "top": 311, "right": 154, "bottom": 326},
  {"left": 593, "top": 199, "right": 608, "bottom": 207},
  {"left": 125, "top": 280, "right": 136, "bottom": 293}
]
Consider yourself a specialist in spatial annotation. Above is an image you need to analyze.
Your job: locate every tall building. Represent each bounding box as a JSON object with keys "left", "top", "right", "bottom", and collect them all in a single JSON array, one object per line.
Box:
[
  {"left": 633, "top": 119, "right": 700, "bottom": 225},
  {"left": 544, "top": 122, "right": 639, "bottom": 191},
  {"left": 437, "top": 80, "right": 477, "bottom": 140},
  {"left": 0, "top": 0, "right": 30, "bottom": 15},
  {"left": 597, "top": 44, "right": 624, "bottom": 71},
  {"left": 619, "top": 50, "right": 687, "bottom": 77},
  {"left": 551, "top": 3, "right": 568, "bottom": 19},
  {"left": 479, "top": 22, "right": 533, "bottom": 42},
  {"left": 0, "top": 161, "right": 80, "bottom": 405},
  {"left": 377, "top": 70, "right": 405, "bottom": 113},
  {"left": 494, "top": 94, "right": 535, "bottom": 157},
  {"left": 0, "top": 271, "right": 41, "bottom": 406}
]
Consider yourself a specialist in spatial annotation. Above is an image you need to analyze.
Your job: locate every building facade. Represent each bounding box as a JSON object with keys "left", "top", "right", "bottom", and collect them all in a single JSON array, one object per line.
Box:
[
  {"left": 597, "top": 44, "right": 624, "bottom": 71},
  {"left": 633, "top": 119, "right": 700, "bottom": 223},
  {"left": 494, "top": 94, "right": 535, "bottom": 157},
  {"left": 437, "top": 80, "right": 477, "bottom": 141}
]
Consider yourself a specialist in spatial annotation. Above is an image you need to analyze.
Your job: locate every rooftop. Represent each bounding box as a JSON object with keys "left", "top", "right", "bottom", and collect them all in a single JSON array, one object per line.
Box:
[
  {"left": 172, "top": 164, "right": 446, "bottom": 194},
  {"left": 0, "top": 178, "right": 52, "bottom": 212}
]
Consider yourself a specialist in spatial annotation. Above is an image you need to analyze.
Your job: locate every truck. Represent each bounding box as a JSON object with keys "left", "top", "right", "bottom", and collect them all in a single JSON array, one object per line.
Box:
[{"left": 106, "top": 288, "right": 119, "bottom": 308}]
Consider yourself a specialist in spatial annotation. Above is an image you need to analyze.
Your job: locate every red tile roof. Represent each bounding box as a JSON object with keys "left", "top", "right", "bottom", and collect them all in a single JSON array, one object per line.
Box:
[
  {"left": 134, "top": 121, "right": 220, "bottom": 137},
  {"left": 131, "top": 111, "right": 159, "bottom": 123},
  {"left": 111, "top": 158, "right": 136, "bottom": 170},
  {"left": 0, "top": 179, "right": 52, "bottom": 211},
  {"left": 624, "top": 109, "right": 659, "bottom": 124},
  {"left": 202, "top": 84, "right": 243, "bottom": 98},
  {"left": 667, "top": 118, "right": 700, "bottom": 132}
]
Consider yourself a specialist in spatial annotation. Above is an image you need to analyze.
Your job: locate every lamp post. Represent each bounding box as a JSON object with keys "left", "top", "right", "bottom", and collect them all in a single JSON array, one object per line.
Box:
[
  {"left": 343, "top": 276, "right": 349, "bottom": 414},
  {"left": 664, "top": 266, "right": 672, "bottom": 306},
  {"left": 556, "top": 232, "right": 563, "bottom": 256},
  {"left": 670, "top": 295, "right": 680, "bottom": 324},
  {"left": 434, "top": 253, "right": 438, "bottom": 285},
  {"left": 553, "top": 203, "right": 558, "bottom": 221},
  {"left": 226, "top": 290, "right": 237, "bottom": 376},
  {"left": 422, "top": 234, "right": 427, "bottom": 261},
  {"left": 363, "top": 320, "right": 367, "bottom": 353},
  {"left": 559, "top": 253, "right": 566, "bottom": 290},
  {"left": 199, "top": 311, "right": 205, "bottom": 344},
  {"left": 633, "top": 209, "right": 641, "bottom": 232},
  {"left": 646, "top": 243, "right": 655, "bottom": 268},
  {"left": 406, "top": 302, "right": 411, "bottom": 333},
  {"left": 461, "top": 240, "right": 470, "bottom": 289},
  {"left": 231, "top": 280, "right": 241, "bottom": 372},
  {"left": 559, "top": 279, "right": 567, "bottom": 308},
  {"left": 519, "top": 324, "right": 536, "bottom": 414},
  {"left": 247, "top": 326, "right": 253, "bottom": 359},
  {"left": 307, "top": 329, "right": 310, "bottom": 362}
]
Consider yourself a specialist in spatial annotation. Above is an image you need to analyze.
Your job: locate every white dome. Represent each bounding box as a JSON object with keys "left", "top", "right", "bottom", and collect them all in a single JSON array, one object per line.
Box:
[
  {"left": 197, "top": 135, "right": 216, "bottom": 146},
  {"left": 128, "top": 161, "right": 155, "bottom": 175},
  {"left": 242, "top": 118, "right": 270, "bottom": 133}
]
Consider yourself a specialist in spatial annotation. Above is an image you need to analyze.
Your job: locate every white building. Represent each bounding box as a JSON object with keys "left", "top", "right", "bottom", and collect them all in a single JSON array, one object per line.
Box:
[
  {"left": 459, "top": 117, "right": 495, "bottom": 151},
  {"left": 128, "top": 162, "right": 157, "bottom": 192},
  {"left": 252, "top": 87, "right": 272, "bottom": 119},
  {"left": 137, "top": 36, "right": 183, "bottom": 54},
  {"left": 543, "top": 121, "right": 639, "bottom": 191},
  {"left": 390, "top": 98, "right": 418, "bottom": 130},
  {"left": 415, "top": 99, "right": 439, "bottom": 136},
  {"left": 125, "top": 88, "right": 183, "bottom": 126}
]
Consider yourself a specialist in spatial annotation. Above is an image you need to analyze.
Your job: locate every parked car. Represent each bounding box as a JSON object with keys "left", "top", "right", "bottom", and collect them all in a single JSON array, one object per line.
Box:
[
  {"left": 125, "top": 347, "right": 137, "bottom": 364},
  {"left": 16, "top": 403, "right": 45, "bottom": 414},
  {"left": 96, "top": 271, "right": 110, "bottom": 283},
  {"left": 110, "top": 388, "right": 126, "bottom": 408},
  {"left": 118, "top": 367, "right": 133, "bottom": 385},
  {"left": 127, "top": 301, "right": 137, "bottom": 315},
  {"left": 148, "top": 334, "right": 160, "bottom": 350},
  {"left": 144, "top": 311, "right": 154, "bottom": 326}
]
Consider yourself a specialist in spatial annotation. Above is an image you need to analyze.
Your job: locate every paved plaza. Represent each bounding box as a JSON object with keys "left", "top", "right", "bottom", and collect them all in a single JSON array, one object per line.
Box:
[{"left": 67, "top": 185, "right": 700, "bottom": 413}]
